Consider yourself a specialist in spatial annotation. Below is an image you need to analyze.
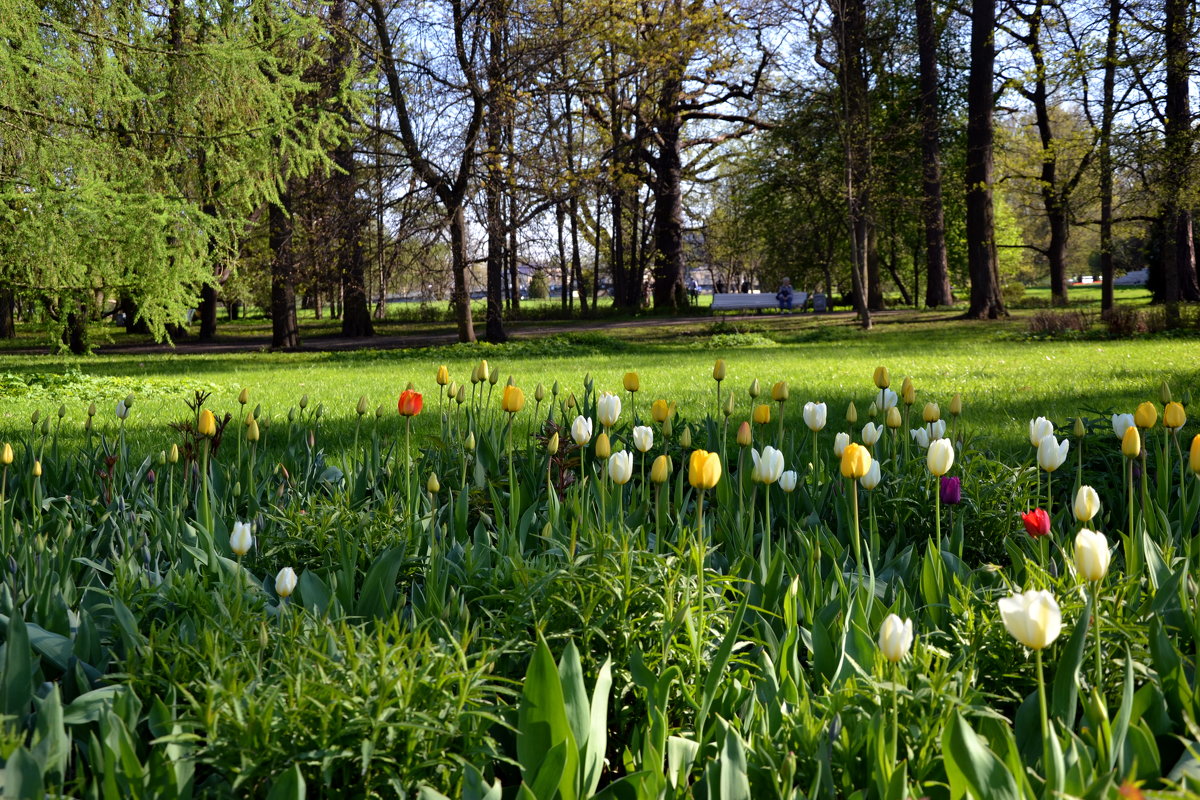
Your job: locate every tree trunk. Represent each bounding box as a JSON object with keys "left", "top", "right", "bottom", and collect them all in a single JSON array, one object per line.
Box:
[
  {"left": 0, "top": 289, "right": 14, "bottom": 338},
  {"left": 484, "top": 6, "right": 508, "bottom": 342},
  {"left": 1099, "top": 0, "right": 1118, "bottom": 311},
  {"left": 964, "top": 0, "right": 1006, "bottom": 319},
  {"left": 63, "top": 300, "right": 88, "bottom": 355},
  {"left": 197, "top": 285, "right": 219, "bottom": 339},
  {"left": 651, "top": 110, "right": 686, "bottom": 309},
  {"left": 270, "top": 195, "right": 300, "bottom": 349},
  {"left": 836, "top": 0, "right": 873, "bottom": 328},
  {"left": 569, "top": 194, "right": 588, "bottom": 314},
  {"left": 449, "top": 206, "right": 477, "bottom": 342},
  {"left": 1162, "top": 0, "right": 1199, "bottom": 303},
  {"left": 917, "top": 0, "right": 952, "bottom": 307}
]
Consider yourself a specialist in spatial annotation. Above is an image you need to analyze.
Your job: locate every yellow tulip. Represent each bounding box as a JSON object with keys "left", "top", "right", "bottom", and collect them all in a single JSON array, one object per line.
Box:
[
  {"left": 901, "top": 377, "right": 915, "bottom": 406},
  {"left": 32, "top": 460, "right": 42, "bottom": 478},
  {"left": 949, "top": 394, "right": 963, "bottom": 416},
  {"left": 749, "top": 378, "right": 761, "bottom": 398},
  {"left": 650, "top": 454, "right": 671, "bottom": 484},
  {"left": 247, "top": 418, "right": 260, "bottom": 442},
  {"left": 356, "top": 396, "right": 369, "bottom": 416},
  {"left": 595, "top": 432, "right": 611, "bottom": 459},
  {"left": 0, "top": 442, "right": 12, "bottom": 466},
  {"left": 840, "top": 443, "right": 871, "bottom": 479},
  {"left": 501, "top": 385, "right": 526, "bottom": 414},
  {"left": 436, "top": 365, "right": 450, "bottom": 386},
  {"left": 198, "top": 409, "right": 216, "bottom": 437},
  {"left": 651, "top": 399, "right": 673, "bottom": 423},
  {"left": 1121, "top": 426, "right": 1141, "bottom": 458},
  {"left": 427, "top": 473, "right": 440, "bottom": 493},
  {"left": 922, "top": 402, "right": 939, "bottom": 423},
  {"left": 1190, "top": 434, "right": 1200, "bottom": 474},
  {"left": 1134, "top": 401, "right": 1157, "bottom": 429},
  {"left": 238, "top": 387, "right": 249, "bottom": 405},
  {"left": 845, "top": 402, "right": 858, "bottom": 424},
  {"left": 168, "top": 444, "right": 179, "bottom": 464},
  {"left": 535, "top": 383, "right": 546, "bottom": 402},
  {"left": 737, "top": 421, "right": 752, "bottom": 447},
  {"left": 1164, "top": 401, "right": 1186, "bottom": 430},
  {"left": 873, "top": 365, "right": 890, "bottom": 389},
  {"left": 478, "top": 360, "right": 490, "bottom": 384},
  {"left": 713, "top": 359, "right": 726, "bottom": 382},
  {"left": 623, "top": 372, "right": 640, "bottom": 392},
  {"left": 688, "top": 449, "right": 722, "bottom": 489},
  {"left": 886, "top": 407, "right": 902, "bottom": 429},
  {"left": 771, "top": 381, "right": 789, "bottom": 402},
  {"left": 547, "top": 432, "right": 559, "bottom": 455},
  {"left": 753, "top": 404, "right": 772, "bottom": 425}
]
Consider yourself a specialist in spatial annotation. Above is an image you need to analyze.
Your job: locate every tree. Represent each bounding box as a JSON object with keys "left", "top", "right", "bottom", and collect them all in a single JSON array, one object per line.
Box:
[
  {"left": 1159, "top": 0, "right": 1199, "bottom": 304},
  {"left": 917, "top": 0, "right": 953, "bottom": 307}
]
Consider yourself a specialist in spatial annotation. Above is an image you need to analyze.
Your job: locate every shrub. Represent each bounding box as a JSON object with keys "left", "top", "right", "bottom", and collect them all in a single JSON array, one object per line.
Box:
[
  {"left": 1002, "top": 282, "right": 1026, "bottom": 306},
  {"left": 528, "top": 271, "right": 549, "bottom": 299},
  {"left": 1025, "top": 310, "right": 1092, "bottom": 336}
]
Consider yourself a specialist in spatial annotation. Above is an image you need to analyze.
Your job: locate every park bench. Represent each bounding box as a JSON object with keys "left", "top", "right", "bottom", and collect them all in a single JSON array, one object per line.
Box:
[{"left": 711, "top": 291, "right": 808, "bottom": 313}]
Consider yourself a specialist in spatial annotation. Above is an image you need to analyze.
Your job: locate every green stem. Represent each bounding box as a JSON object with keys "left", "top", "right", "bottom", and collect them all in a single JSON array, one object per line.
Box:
[
  {"left": 1047, "top": 469, "right": 1053, "bottom": 517},
  {"left": 935, "top": 484, "right": 941, "bottom": 546},
  {"left": 199, "top": 439, "right": 212, "bottom": 533},
  {"left": 1036, "top": 648, "right": 1051, "bottom": 776},
  {"left": 406, "top": 418, "right": 413, "bottom": 536},
  {"left": 1092, "top": 585, "right": 1103, "bottom": 693},
  {"left": 892, "top": 662, "right": 901, "bottom": 763},
  {"left": 851, "top": 478, "right": 862, "bottom": 572}
]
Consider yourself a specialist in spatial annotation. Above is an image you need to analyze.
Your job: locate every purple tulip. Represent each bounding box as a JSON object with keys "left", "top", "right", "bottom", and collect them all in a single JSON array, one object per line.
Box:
[{"left": 940, "top": 476, "right": 962, "bottom": 505}]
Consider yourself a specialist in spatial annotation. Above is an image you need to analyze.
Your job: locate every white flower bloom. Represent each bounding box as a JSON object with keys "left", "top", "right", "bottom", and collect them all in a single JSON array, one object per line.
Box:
[
  {"left": 779, "top": 470, "right": 798, "bottom": 492},
  {"left": 632, "top": 425, "right": 654, "bottom": 453},
  {"left": 607, "top": 450, "right": 633, "bottom": 484},
  {"left": 861, "top": 422, "right": 882, "bottom": 446},
  {"left": 597, "top": 393, "right": 622, "bottom": 428},
  {"left": 275, "top": 567, "right": 298, "bottom": 598},
  {"left": 861, "top": 460, "right": 881, "bottom": 490},
  {"left": 1037, "top": 435, "right": 1069, "bottom": 472},
  {"left": 803, "top": 401, "right": 827, "bottom": 432},
  {"left": 998, "top": 589, "right": 1062, "bottom": 650},
  {"left": 833, "top": 432, "right": 850, "bottom": 457},
  {"left": 876, "top": 388, "right": 898, "bottom": 410},
  {"left": 878, "top": 614, "right": 914, "bottom": 662},
  {"left": 751, "top": 446, "right": 785, "bottom": 484},
  {"left": 910, "top": 427, "right": 931, "bottom": 449},
  {"left": 115, "top": 400, "right": 129, "bottom": 420},
  {"left": 1029, "top": 416, "right": 1054, "bottom": 448},
  {"left": 1074, "top": 528, "right": 1111, "bottom": 582},
  {"left": 230, "top": 521, "right": 254, "bottom": 556},
  {"left": 571, "top": 416, "right": 593, "bottom": 446},
  {"left": 1111, "top": 413, "right": 1135, "bottom": 441}
]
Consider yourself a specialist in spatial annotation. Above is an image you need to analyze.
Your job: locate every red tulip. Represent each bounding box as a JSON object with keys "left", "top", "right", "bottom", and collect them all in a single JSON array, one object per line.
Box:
[
  {"left": 397, "top": 390, "right": 423, "bottom": 417},
  {"left": 1020, "top": 508, "right": 1051, "bottom": 538}
]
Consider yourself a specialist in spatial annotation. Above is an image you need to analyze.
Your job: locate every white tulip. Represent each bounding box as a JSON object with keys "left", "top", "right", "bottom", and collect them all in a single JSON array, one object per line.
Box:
[
  {"left": 571, "top": 415, "right": 593, "bottom": 446},
  {"left": 833, "top": 432, "right": 850, "bottom": 457},
  {"left": 1111, "top": 413, "right": 1135, "bottom": 441},
  {"left": 115, "top": 400, "right": 129, "bottom": 420},
  {"left": 878, "top": 614, "right": 914, "bottom": 662},
  {"left": 861, "top": 422, "right": 882, "bottom": 446},
  {"left": 1073, "top": 485, "right": 1100, "bottom": 522},
  {"left": 275, "top": 567, "right": 298, "bottom": 598},
  {"left": 751, "top": 446, "right": 785, "bottom": 484},
  {"left": 998, "top": 589, "right": 1062, "bottom": 650},
  {"left": 1074, "top": 528, "right": 1111, "bottom": 582},
  {"left": 928, "top": 419, "right": 947, "bottom": 440},
  {"left": 779, "top": 470, "right": 798, "bottom": 492},
  {"left": 802, "top": 401, "right": 827, "bottom": 432},
  {"left": 632, "top": 425, "right": 654, "bottom": 453},
  {"left": 910, "top": 427, "right": 931, "bottom": 449},
  {"left": 875, "top": 388, "right": 898, "bottom": 410},
  {"left": 607, "top": 450, "right": 633, "bottom": 484},
  {"left": 230, "top": 521, "right": 254, "bottom": 556},
  {"left": 597, "top": 393, "right": 622, "bottom": 428},
  {"left": 1029, "top": 416, "right": 1054, "bottom": 448},
  {"left": 927, "top": 438, "right": 954, "bottom": 476},
  {"left": 1037, "top": 435, "right": 1069, "bottom": 472},
  {"left": 861, "top": 460, "right": 882, "bottom": 490}
]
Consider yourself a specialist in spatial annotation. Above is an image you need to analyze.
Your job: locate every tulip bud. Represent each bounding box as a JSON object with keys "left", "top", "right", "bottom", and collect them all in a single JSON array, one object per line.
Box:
[
  {"left": 275, "top": 567, "right": 298, "bottom": 599},
  {"left": 238, "top": 388, "right": 250, "bottom": 406},
  {"left": 1073, "top": 485, "right": 1100, "bottom": 523},
  {"left": 886, "top": 406, "right": 902, "bottom": 429},
  {"left": 427, "top": 473, "right": 440, "bottom": 493},
  {"left": 478, "top": 360, "right": 490, "bottom": 383},
  {"left": 168, "top": 444, "right": 179, "bottom": 463},
  {"left": 288, "top": 407, "right": 296, "bottom": 422},
  {"left": 157, "top": 450, "right": 167, "bottom": 465},
  {"left": 198, "top": 409, "right": 217, "bottom": 437},
  {"left": 489, "top": 370, "right": 499, "bottom": 386},
  {"left": 357, "top": 396, "right": 369, "bottom": 416},
  {"left": 376, "top": 404, "right": 388, "bottom": 418},
  {"left": 247, "top": 418, "right": 260, "bottom": 442},
  {"left": 32, "top": 460, "right": 42, "bottom": 478},
  {"left": 455, "top": 386, "right": 466, "bottom": 405},
  {"left": 1159, "top": 380, "right": 1172, "bottom": 405},
  {"left": 1074, "top": 416, "right": 1086, "bottom": 438},
  {"left": 737, "top": 421, "right": 752, "bottom": 447},
  {"left": 464, "top": 431, "right": 476, "bottom": 451},
  {"left": 1164, "top": 402, "right": 1186, "bottom": 430},
  {"left": 87, "top": 402, "right": 97, "bottom": 417},
  {"left": 254, "top": 403, "right": 262, "bottom": 419},
  {"left": 40, "top": 418, "right": 50, "bottom": 435},
  {"left": 949, "top": 394, "right": 963, "bottom": 417},
  {"left": 1134, "top": 401, "right": 1156, "bottom": 429},
  {"left": 878, "top": 614, "right": 913, "bottom": 663},
  {"left": 771, "top": 381, "right": 789, "bottom": 402},
  {"left": 623, "top": 372, "right": 640, "bottom": 393},
  {"left": 315, "top": 403, "right": 324, "bottom": 420},
  {"left": 436, "top": 365, "right": 450, "bottom": 386},
  {"left": 299, "top": 394, "right": 309, "bottom": 410},
  {"left": 940, "top": 476, "right": 961, "bottom": 505},
  {"left": 535, "top": 383, "right": 546, "bottom": 402},
  {"left": 547, "top": 432, "right": 559, "bottom": 455},
  {"left": 779, "top": 470, "right": 798, "bottom": 492},
  {"left": 845, "top": 402, "right": 858, "bottom": 424},
  {"left": 1121, "top": 426, "right": 1141, "bottom": 459},
  {"left": 552, "top": 380, "right": 561, "bottom": 397},
  {"left": 662, "top": 417, "right": 673, "bottom": 438},
  {"left": 923, "top": 402, "right": 940, "bottom": 423},
  {"left": 723, "top": 393, "right": 736, "bottom": 418},
  {"left": 229, "top": 521, "right": 254, "bottom": 556},
  {"left": 748, "top": 378, "right": 761, "bottom": 399},
  {"left": 681, "top": 426, "right": 692, "bottom": 448},
  {"left": 30, "top": 409, "right": 40, "bottom": 426},
  {"left": 1074, "top": 529, "right": 1110, "bottom": 582},
  {"left": 868, "top": 401, "right": 878, "bottom": 418},
  {"left": 650, "top": 454, "right": 671, "bottom": 483},
  {"left": 901, "top": 377, "right": 915, "bottom": 406},
  {"left": 873, "top": 365, "right": 890, "bottom": 389},
  {"left": 566, "top": 393, "right": 577, "bottom": 410},
  {"left": 713, "top": 359, "right": 726, "bottom": 382},
  {"left": 1190, "top": 434, "right": 1200, "bottom": 474},
  {"left": 595, "top": 432, "right": 611, "bottom": 459},
  {"left": 506, "top": 375, "right": 515, "bottom": 387},
  {"left": 57, "top": 404, "right": 66, "bottom": 419},
  {"left": 0, "top": 443, "right": 11, "bottom": 466}
]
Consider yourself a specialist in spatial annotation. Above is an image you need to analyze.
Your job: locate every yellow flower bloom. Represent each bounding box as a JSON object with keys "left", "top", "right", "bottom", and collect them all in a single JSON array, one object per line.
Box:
[
  {"left": 651, "top": 399, "right": 673, "bottom": 423},
  {"left": 436, "top": 365, "right": 450, "bottom": 386},
  {"left": 713, "top": 359, "right": 726, "bottom": 382},
  {"left": 1121, "top": 426, "right": 1141, "bottom": 459},
  {"left": 247, "top": 418, "right": 260, "bottom": 442},
  {"left": 0, "top": 442, "right": 12, "bottom": 466},
  {"left": 426, "top": 473, "right": 440, "bottom": 493},
  {"left": 238, "top": 387, "right": 249, "bottom": 405},
  {"left": 901, "top": 376, "right": 915, "bottom": 406},
  {"left": 923, "top": 402, "right": 940, "bottom": 423},
  {"left": 501, "top": 385, "right": 526, "bottom": 414},
  {"left": 595, "top": 432, "right": 611, "bottom": 459},
  {"left": 688, "top": 449, "right": 722, "bottom": 489},
  {"left": 198, "top": 409, "right": 216, "bottom": 437},
  {"left": 886, "top": 407, "right": 902, "bottom": 429},
  {"left": 547, "top": 433, "right": 559, "bottom": 455},
  {"left": 651, "top": 454, "right": 671, "bottom": 484},
  {"left": 1134, "top": 401, "right": 1157, "bottom": 429},
  {"left": 753, "top": 404, "right": 772, "bottom": 425},
  {"left": 623, "top": 372, "right": 640, "bottom": 392},
  {"left": 873, "top": 365, "right": 890, "bottom": 389},
  {"left": 771, "top": 381, "right": 789, "bottom": 402},
  {"left": 1164, "top": 401, "right": 1186, "bottom": 430},
  {"left": 840, "top": 443, "right": 872, "bottom": 479},
  {"left": 1190, "top": 434, "right": 1200, "bottom": 474}
]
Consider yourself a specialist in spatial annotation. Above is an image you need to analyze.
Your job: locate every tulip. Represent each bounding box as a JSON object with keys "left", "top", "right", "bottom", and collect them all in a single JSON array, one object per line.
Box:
[
  {"left": 116, "top": 399, "right": 129, "bottom": 420},
  {"left": 752, "top": 446, "right": 785, "bottom": 484},
  {"left": 1160, "top": 380, "right": 1172, "bottom": 404},
  {"left": 749, "top": 378, "right": 761, "bottom": 398},
  {"left": 927, "top": 438, "right": 954, "bottom": 476},
  {"left": 275, "top": 567, "right": 298, "bottom": 599},
  {"left": 861, "top": 460, "right": 881, "bottom": 490},
  {"left": 1074, "top": 416, "right": 1086, "bottom": 437},
  {"left": 633, "top": 426, "right": 654, "bottom": 453},
  {"left": 949, "top": 394, "right": 963, "bottom": 416},
  {"left": 0, "top": 443, "right": 12, "bottom": 466},
  {"left": 455, "top": 386, "right": 466, "bottom": 405},
  {"left": 923, "top": 402, "right": 940, "bottom": 423},
  {"left": 840, "top": 443, "right": 871, "bottom": 479},
  {"left": 87, "top": 403, "right": 97, "bottom": 417},
  {"left": 1164, "top": 401, "right": 1186, "bottom": 430},
  {"left": 1074, "top": 528, "right": 1110, "bottom": 582},
  {"left": 247, "top": 418, "right": 260, "bottom": 442},
  {"left": 168, "top": 444, "right": 179, "bottom": 463},
  {"left": 779, "top": 470, "right": 798, "bottom": 492},
  {"left": 1192, "top": 434, "right": 1200, "bottom": 474},
  {"left": 238, "top": 388, "right": 250, "bottom": 406},
  {"left": 595, "top": 432, "right": 611, "bottom": 459},
  {"left": 846, "top": 402, "right": 858, "bottom": 424},
  {"left": 464, "top": 431, "right": 476, "bottom": 451},
  {"left": 651, "top": 399, "right": 672, "bottom": 423},
  {"left": 873, "top": 365, "right": 890, "bottom": 389},
  {"left": 1029, "top": 417, "right": 1053, "bottom": 448},
  {"left": 198, "top": 409, "right": 216, "bottom": 437},
  {"left": 1021, "top": 508, "right": 1051, "bottom": 538},
  {"left": 651, "top": 455, "right": 671, "bottom": 483},
  {"left": 885, "top": 407, "right": 902, "bottom": 429},
  {"left": 1134, "top": 401, "right": 1156, "bottom": 429},
  {"left": 608, "top": 451, "right": 634, "bottom": 484},
  {"left": 753, "top": 404, "right": 771, "bottom": 425},
  {"left": 477, "top": 359, "right": 490, "bottom": 384},
  {"left": 868, "top": 401, "right": 878, "bottom": 418},
  {"left": 998, "top": 589, "right": 1061, "bottom": 651},
  {"left": 501, "top": 385, "right": 525, "bottom": 414},
  {"left": 1073, "top": 485, "right": 1100, "bottom": 522},
  {"left": 910, "top": 427, "right": 931, "bottom": 449},
  {"left": 356, "top": 396, "right": 369, "bottom": 416},
  {"left": 547, "top": 432, "right": 559, "bottom": 455},
  {"left": 436, "top": 365, "right": 450, "bottom": 386},
  {"left": 552, "top": 380, "right": 560, "bottom": 397},
  {"left": 723, "top": 393, "right": 736, "bottom": 418},
  {"left": 1111, "top": 413, "right": 1135, "bottom": 440},
  {"left": 681, "top": 426, "right": 692, "bottom": 448},
  {"left": 688, "top": 449, "right": 721, "bottom": 489},
  {"left": 597, "top": 393, "right": 622, "bottom": 428},
  {"left": 571, "top": 416, "right": 593, "bottom": 446},
  {"left": 230, "top": 521, "right": 254, "bottom": 556},
  {"left": 1121, "top": 426, "right": 1140, "bottom": 458},
  {"left": 771, "top": 381, "right": 789, "bottom": 402},
  {"left": 876, "top": 388, "right": 899, "bottom": 411},
  {"left": 299, "top": 394, "right": 309, "bottom": 409},
  {"left": 736, "top": 421, "right": 752, "bottom": 447},
  {"left": 397, "top": 390, "right": 423, "bottom": 417},
  {"left": 940, "top": 476, "right": 961, "bottom": 505},
  {"left": 803, "top": 402, "right": 827, "bottom": 431},
  {"left": 427, "top": 473, "right": 440, "bottom": 493},
  {"left": 861, "top": 422, "right": 882, "bottom": 446},
  {"left": 879, "top": 614, "right": 913, "bottom": 663},
  {"left": 32, "top": 460, "right": 42, "bottom": 478},
  {"left": 1037, "top": 435, "right": 1069, "bottom": 472},
  {"left": 901, "top": 377, "right": 915, "bottom": 406},
  {"left": 713, "top": 359, "right": 726, "bottom": 382},
  {"left": 833, "top": 432, "right": 850, "bottom": 457},
  {"left": 623, "top": 372, "right": 640, "bottom": 393}
]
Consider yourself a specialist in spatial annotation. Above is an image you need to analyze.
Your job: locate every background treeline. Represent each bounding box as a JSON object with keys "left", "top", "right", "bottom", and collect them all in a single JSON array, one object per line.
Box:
[{"left": 0, "top": 0, "right": 1196, "bottom": 350}]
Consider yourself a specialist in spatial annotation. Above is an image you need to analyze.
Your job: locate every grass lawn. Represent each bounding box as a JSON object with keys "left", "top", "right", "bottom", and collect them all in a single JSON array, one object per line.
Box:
[{"left": 1, "top": 302, "right": 1196, "bottom": 457}]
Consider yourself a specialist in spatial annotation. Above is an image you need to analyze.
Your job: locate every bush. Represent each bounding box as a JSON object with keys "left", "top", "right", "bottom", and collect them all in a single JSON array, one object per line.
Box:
[
  {"left": 1025, "top": 310, "right": 1092, "bottom": 336},
  {"left": 1002, "top": 282, "right": 1026, "bottom": 306},
  {"left": 528, "top": 271, "right": 549, "bottom": 300}
]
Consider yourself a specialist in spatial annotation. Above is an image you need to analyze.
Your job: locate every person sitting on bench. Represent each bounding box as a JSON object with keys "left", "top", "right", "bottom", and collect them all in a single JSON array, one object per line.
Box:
[{"left": 776, "top": 277, "right": 795, "bottom": 312}]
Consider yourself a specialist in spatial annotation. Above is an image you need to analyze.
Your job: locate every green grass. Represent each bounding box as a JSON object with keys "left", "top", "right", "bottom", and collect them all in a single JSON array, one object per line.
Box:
[{"left": 1, "top": 307, "right": 1197, "bottom": 458}]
